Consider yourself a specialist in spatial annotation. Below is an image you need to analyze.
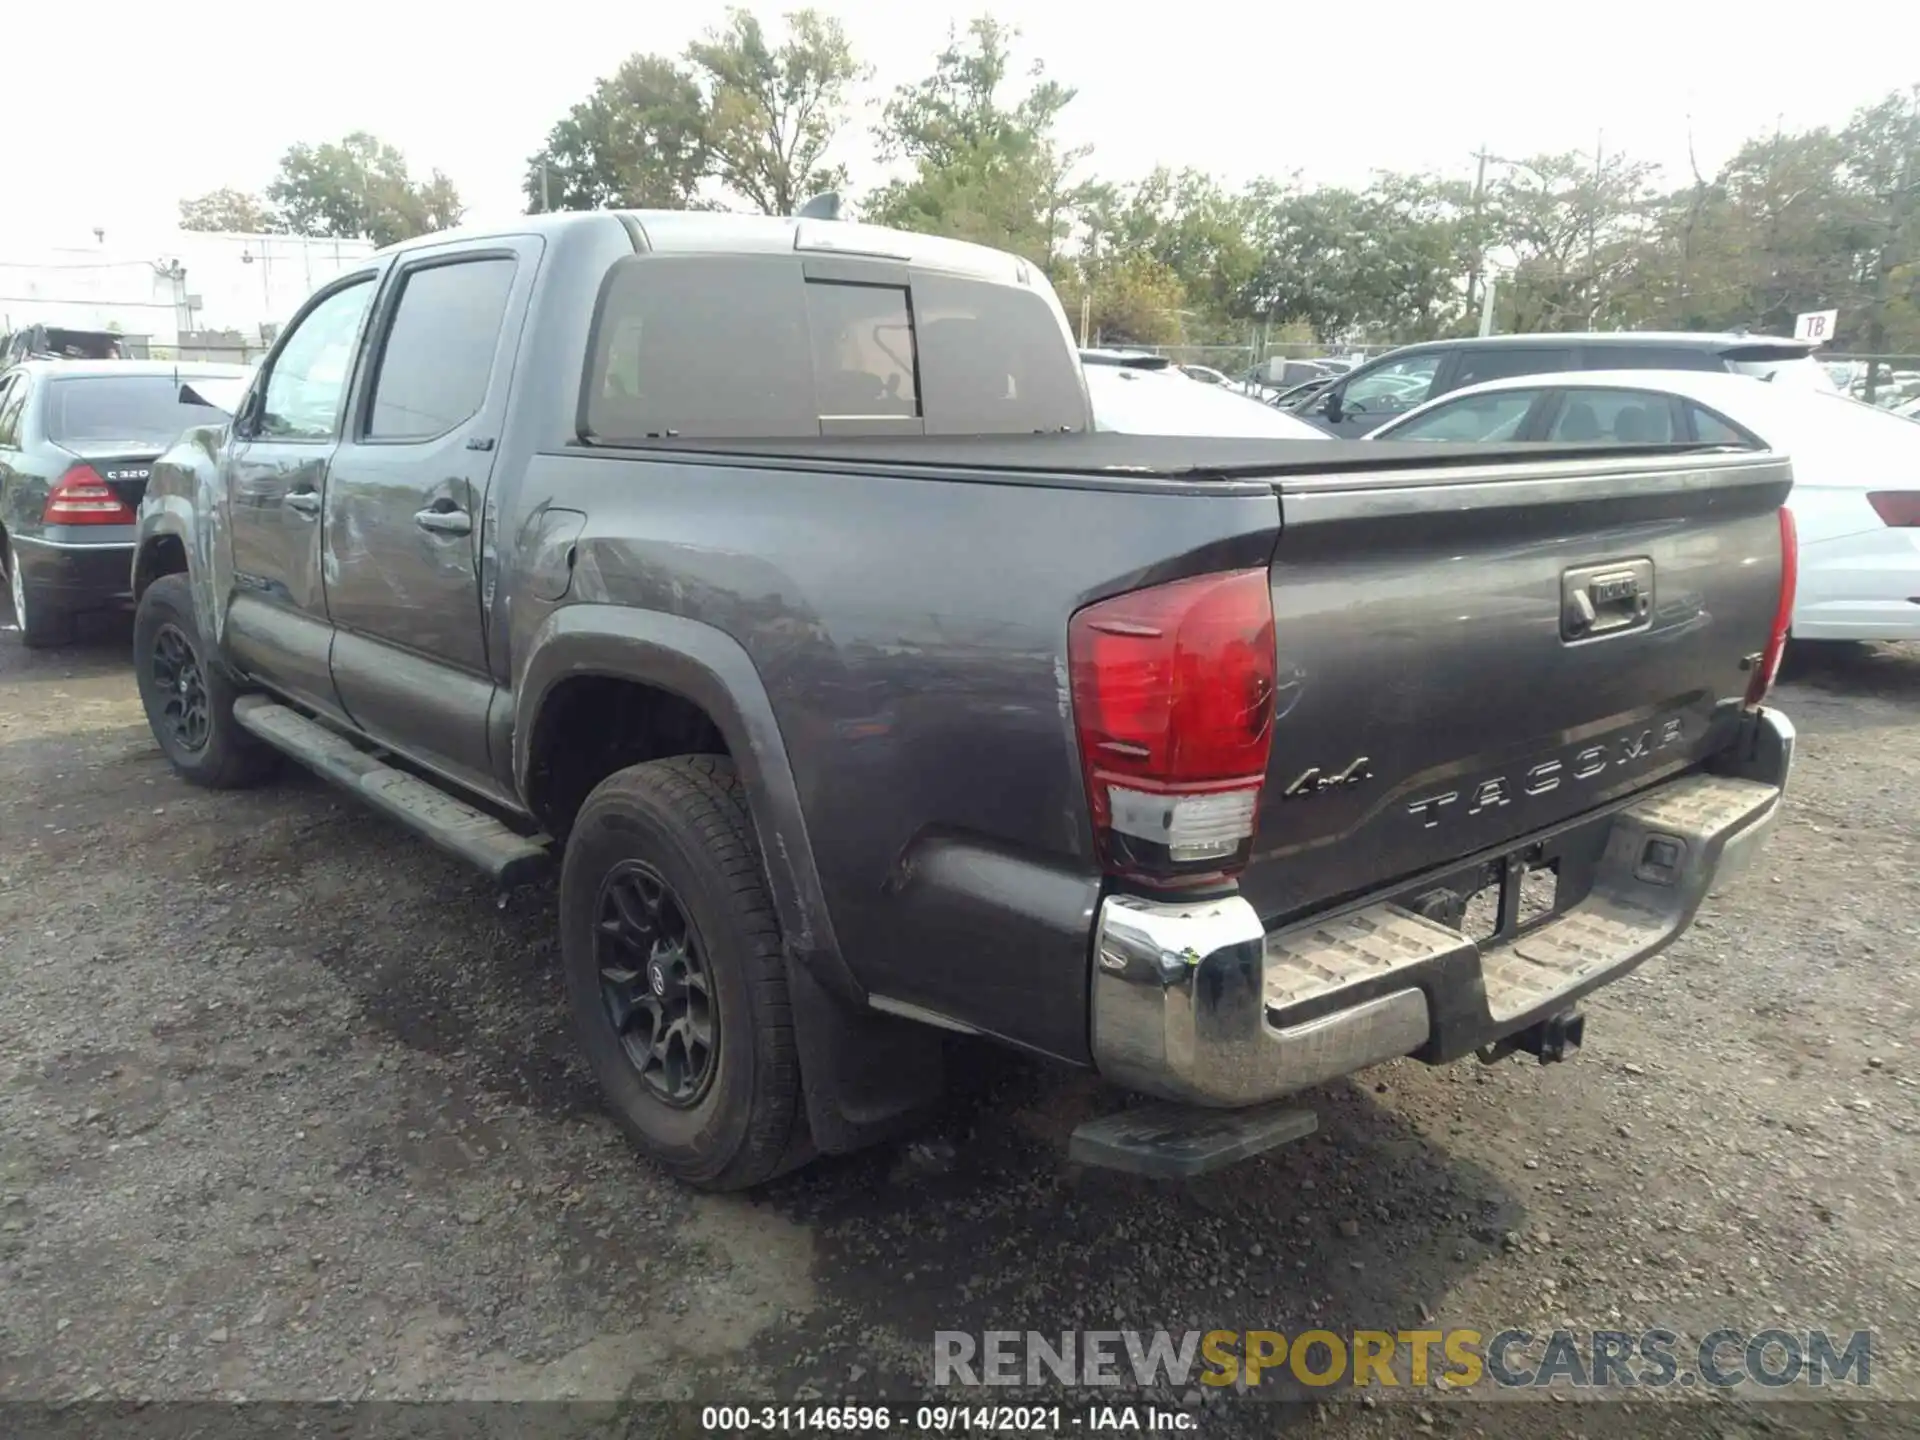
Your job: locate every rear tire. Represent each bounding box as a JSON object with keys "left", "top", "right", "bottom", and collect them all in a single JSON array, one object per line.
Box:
[
  {"left": 133, "top": 574, "right": 277, "bottom": 789},
  {"left": 559, "top": 755, "right": 803, "bottom": 1191},
  {"left": 5, "top": 541, "right": 74, "bottom": 650}
]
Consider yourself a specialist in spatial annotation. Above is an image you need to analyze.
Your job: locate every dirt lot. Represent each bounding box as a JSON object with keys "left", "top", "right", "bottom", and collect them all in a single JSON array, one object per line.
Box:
[{"left": 1, "top": 613, "right": 1916, "bottom": 1435}]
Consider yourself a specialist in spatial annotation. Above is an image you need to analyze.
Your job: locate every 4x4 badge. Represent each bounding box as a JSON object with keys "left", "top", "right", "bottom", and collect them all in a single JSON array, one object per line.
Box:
[{"left": 1282, "top": 756, "right": 1373, "bottom": 800}]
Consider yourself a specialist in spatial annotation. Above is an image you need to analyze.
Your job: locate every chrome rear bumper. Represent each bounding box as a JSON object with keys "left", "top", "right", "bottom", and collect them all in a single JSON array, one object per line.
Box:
[{"left": 1091, "top": 708, "right": 1794, "bottom": 1108}]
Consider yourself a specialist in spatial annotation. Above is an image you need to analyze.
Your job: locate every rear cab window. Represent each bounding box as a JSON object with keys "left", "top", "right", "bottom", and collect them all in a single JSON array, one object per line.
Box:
[{"left": 580, "top": 254, "right": 1088, "bottom": 443}]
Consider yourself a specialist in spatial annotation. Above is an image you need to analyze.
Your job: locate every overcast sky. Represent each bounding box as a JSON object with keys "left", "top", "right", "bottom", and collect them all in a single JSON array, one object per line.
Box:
[{"left": 17, "top": 1, "right": 1920, "bottom": 242}]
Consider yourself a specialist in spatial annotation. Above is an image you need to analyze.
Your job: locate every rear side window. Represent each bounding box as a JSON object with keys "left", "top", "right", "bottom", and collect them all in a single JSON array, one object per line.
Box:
[
  {"left": 1687, "top": 404, "right": 1759, "bottom": 446},
  {"left": 910, "top": 272, "right": 1086, "bottom": 435},
  {"left": 367, "top": 257, "right": 517, "bottom": 441},
  {"left": 1389, "top": 389, "right": 1539, "bottom": 442},
  {"left": 582, "top": 256, "right": 1087, "bottom": 441},
  {"left": 1449, "top": 347, "right": 1576, "bottom": 389},
  {"left": 0, "top": 376, "right": 24, "bottom": 447},
  {"left": 586, "top": 256, "right": 817, "bottom": 440},
  {"left": 1584, "top": 346, "right": 1722, "bottom": 372},
  {"left": 1546, "top": 388, "right": 1675, "bottom": 443}
]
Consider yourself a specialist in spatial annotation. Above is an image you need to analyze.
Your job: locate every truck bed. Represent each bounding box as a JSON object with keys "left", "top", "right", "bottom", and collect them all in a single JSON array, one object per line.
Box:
[
  {"left": 521, "top": 438, "right": 1791, "bottom": 1063},
  {"left": 587, "top": 432, "right": 1731, "bottom": 481}
]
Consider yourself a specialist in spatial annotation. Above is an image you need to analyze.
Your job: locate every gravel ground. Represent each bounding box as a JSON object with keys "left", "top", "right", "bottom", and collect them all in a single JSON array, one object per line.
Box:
[{"left": 1, "top": 612, "right": 1916, "bottom": 1437}]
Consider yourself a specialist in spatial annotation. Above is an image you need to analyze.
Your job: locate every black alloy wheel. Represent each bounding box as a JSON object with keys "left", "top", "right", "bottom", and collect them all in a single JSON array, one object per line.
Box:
[
  {"left": 594, "top": 860, "right": 718, "bottom": 1106},
  {"left": 151, "top": 622, "right": 211, "bottom": 754}
]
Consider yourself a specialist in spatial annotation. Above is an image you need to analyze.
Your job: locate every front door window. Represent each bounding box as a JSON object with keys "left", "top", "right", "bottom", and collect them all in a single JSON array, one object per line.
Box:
[{"left": 260, "top": 280, "right": 375, "bottom": 440}]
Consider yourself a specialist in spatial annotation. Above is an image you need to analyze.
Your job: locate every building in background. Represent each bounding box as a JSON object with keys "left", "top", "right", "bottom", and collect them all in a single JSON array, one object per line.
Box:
[{"left": 0, "top": 227, "right": 376, "bottom": 363}]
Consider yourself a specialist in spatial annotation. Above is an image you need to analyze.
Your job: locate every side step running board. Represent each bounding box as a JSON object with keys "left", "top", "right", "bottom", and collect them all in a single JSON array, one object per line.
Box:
[{"left": 233, "top": 697, "right": 551, "bottom": 887}]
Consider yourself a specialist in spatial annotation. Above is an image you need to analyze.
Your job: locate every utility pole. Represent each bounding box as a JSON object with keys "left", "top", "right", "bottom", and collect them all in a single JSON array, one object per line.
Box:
[
  {"left": 1080, "top": 227, "right": 1099, "bottom": 347},
  {"left": 1587, "top": 130, "right": 1603, "bottom": 320},
  {"left": 1465, "top": 145, "right": 1491, "bottom": 319},
  {"left": 540, "top": 163, "right": 552, "bottom": 214}
]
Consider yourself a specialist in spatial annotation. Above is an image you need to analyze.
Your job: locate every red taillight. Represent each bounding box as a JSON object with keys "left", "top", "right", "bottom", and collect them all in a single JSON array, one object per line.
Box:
[
  {"left": 1069, "top": 568, "right": 1277, "bottom": 882},
  {"left": 1866, "top": 491, "right": 1920, "bottom": 527},
  {"left": 1746, "top": 507, "right": 1797, "bottom": 707},
  {"left": 43, "top": 465, "right": 137, "bottom": 525}
]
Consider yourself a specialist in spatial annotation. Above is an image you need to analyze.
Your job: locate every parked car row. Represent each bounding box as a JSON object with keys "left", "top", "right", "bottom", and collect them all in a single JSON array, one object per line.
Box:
[
  {"left": 0, "top": 361, "right": 251, "bottom": 646},
  {"left": 1276, "top": 330, "right": 1835, "bottom": 437},
  {"left": 1075, "top": 334, "right": 1915, "bottom": 647},
  {"left": 1366, "top": 369, "right": 1920, "bottom": 645}
]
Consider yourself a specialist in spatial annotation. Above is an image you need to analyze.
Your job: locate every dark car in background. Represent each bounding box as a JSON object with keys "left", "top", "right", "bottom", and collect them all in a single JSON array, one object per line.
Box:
[
  {"left": 0, "top": 360, "right": 249, "bottom": 647},
  {"left": 1286, "top": 331, "right": 1833, "bottom": 437},
  {"left": 2, "top": 324, "right": 130, "bottom": 365}
]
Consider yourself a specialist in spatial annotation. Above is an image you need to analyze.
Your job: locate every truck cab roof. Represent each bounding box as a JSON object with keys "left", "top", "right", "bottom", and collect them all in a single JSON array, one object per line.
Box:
[{"left": 379, "top": 210, "right": 1037, "bottom": 287}]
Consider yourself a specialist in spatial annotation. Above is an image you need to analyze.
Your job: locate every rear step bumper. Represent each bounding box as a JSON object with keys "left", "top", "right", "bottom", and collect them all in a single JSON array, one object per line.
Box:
[{"left": 1091, "top": 707, "right": 1793, "bottom": 1109}]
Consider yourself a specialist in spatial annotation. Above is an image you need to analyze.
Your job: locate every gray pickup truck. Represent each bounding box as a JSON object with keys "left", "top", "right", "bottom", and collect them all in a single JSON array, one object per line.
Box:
[{"left": 129, "top": 210, "right": 1797, "bottom": 1190}]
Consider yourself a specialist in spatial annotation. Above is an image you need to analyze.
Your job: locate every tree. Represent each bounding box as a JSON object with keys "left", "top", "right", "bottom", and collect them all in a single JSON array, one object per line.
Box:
[
  {"left": 523, "top": 55, "right": 710, "bottom": 212},
  {"left": 177, "top": 188, "right": 282, "bottom": 234},
  {"left": 1054, "top": 253, "right": 1188, "bottom": 346},
  {"left": 1840, "top": 87, "right": 1920, "bottom": 353},
  {"left": 866, "top": 17, "right": 1091, "bottom": 271},
  {"left": 687, "top": 8, "right": 862, "bottom": 215},
  {"left": 1080, "top": 169, "right": 1260, "bottom": 337},
  {"left": 1480, "top": 148, "right": 1662, "bottom": 332},
  {"left": 266, "top": 132, "right": 464, "bottom": 247}
]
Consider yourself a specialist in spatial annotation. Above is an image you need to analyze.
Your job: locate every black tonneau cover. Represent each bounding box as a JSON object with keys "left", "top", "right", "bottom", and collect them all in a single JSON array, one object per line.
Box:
[{"left": 584, "top": 432, "right": 1734, "bottom": 480}]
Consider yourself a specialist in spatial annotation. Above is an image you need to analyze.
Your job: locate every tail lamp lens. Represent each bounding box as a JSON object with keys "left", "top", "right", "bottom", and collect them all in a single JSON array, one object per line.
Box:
[
  {"left": 1745, "top": 506, "right": 1797, "bottom": 707},
  {"left": 43, "top": 465, "right": 137, "bottom": 525},
  {"left": 1068, "top": 568, "right": 1277, "bottom": 881}
]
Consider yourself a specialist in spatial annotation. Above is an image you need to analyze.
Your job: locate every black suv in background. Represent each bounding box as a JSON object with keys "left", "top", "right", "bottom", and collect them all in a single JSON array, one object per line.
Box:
[{"left": 1288, "top": 331, "right": 1832, "bottom": 437}]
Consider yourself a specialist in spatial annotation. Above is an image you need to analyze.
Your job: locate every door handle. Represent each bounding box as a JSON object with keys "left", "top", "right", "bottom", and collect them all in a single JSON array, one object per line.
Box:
[
  {"left": 414, "top": 505, "right": 472, "bottom": 537},
  {"left": 283, "top": 491, "right": 321, "bottom": 517}
]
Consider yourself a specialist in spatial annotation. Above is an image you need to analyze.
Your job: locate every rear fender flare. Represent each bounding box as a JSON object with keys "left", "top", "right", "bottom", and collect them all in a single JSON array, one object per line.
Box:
[
  {"left": 514, "top": 604, "right": 852, "bottom": 999},
  {"left": 135, "top": 432, "right": 231, "bottom": 648}
]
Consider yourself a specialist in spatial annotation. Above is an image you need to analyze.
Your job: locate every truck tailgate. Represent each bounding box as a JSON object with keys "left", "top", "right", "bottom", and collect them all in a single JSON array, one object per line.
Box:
[{"left": 1239, "top": 448, "right": 1794, "bottom": 927}]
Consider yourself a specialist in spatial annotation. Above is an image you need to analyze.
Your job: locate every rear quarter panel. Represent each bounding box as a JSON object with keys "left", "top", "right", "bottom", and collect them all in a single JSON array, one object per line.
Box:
[{"left": 506, "top": 452, "right": 1281, "bottom": 1061}]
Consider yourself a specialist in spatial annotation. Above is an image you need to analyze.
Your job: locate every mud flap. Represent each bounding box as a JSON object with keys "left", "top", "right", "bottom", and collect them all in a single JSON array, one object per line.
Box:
[{"left": 784, "top": 955, "right": 946, "bottom": 1155}]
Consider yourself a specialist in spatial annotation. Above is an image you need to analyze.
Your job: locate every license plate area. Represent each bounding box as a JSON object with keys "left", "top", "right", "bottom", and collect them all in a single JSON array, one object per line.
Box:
[
  {"left": 1385, "top": 792, "right": 1626, "bottom": 948},
  {"left": 1412, "top": 842, "right": 1576, "bottom": 947}
]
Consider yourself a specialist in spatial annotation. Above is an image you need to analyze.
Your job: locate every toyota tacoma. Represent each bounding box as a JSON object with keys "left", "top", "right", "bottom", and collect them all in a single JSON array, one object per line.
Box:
[{"left": 128, "top": 210, "right": 1796, "bottom": 1189}]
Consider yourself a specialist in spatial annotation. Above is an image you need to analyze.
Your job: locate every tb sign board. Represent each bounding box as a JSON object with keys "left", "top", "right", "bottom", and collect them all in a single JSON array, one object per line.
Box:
[{"left": 1794, "top": 309, "right": 1838, "bottom": 344}]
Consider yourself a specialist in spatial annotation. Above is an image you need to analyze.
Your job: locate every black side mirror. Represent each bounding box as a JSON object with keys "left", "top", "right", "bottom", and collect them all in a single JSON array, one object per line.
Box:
[{"left": 1320, "top": 388, "right": 1344, "bottom": 423}]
